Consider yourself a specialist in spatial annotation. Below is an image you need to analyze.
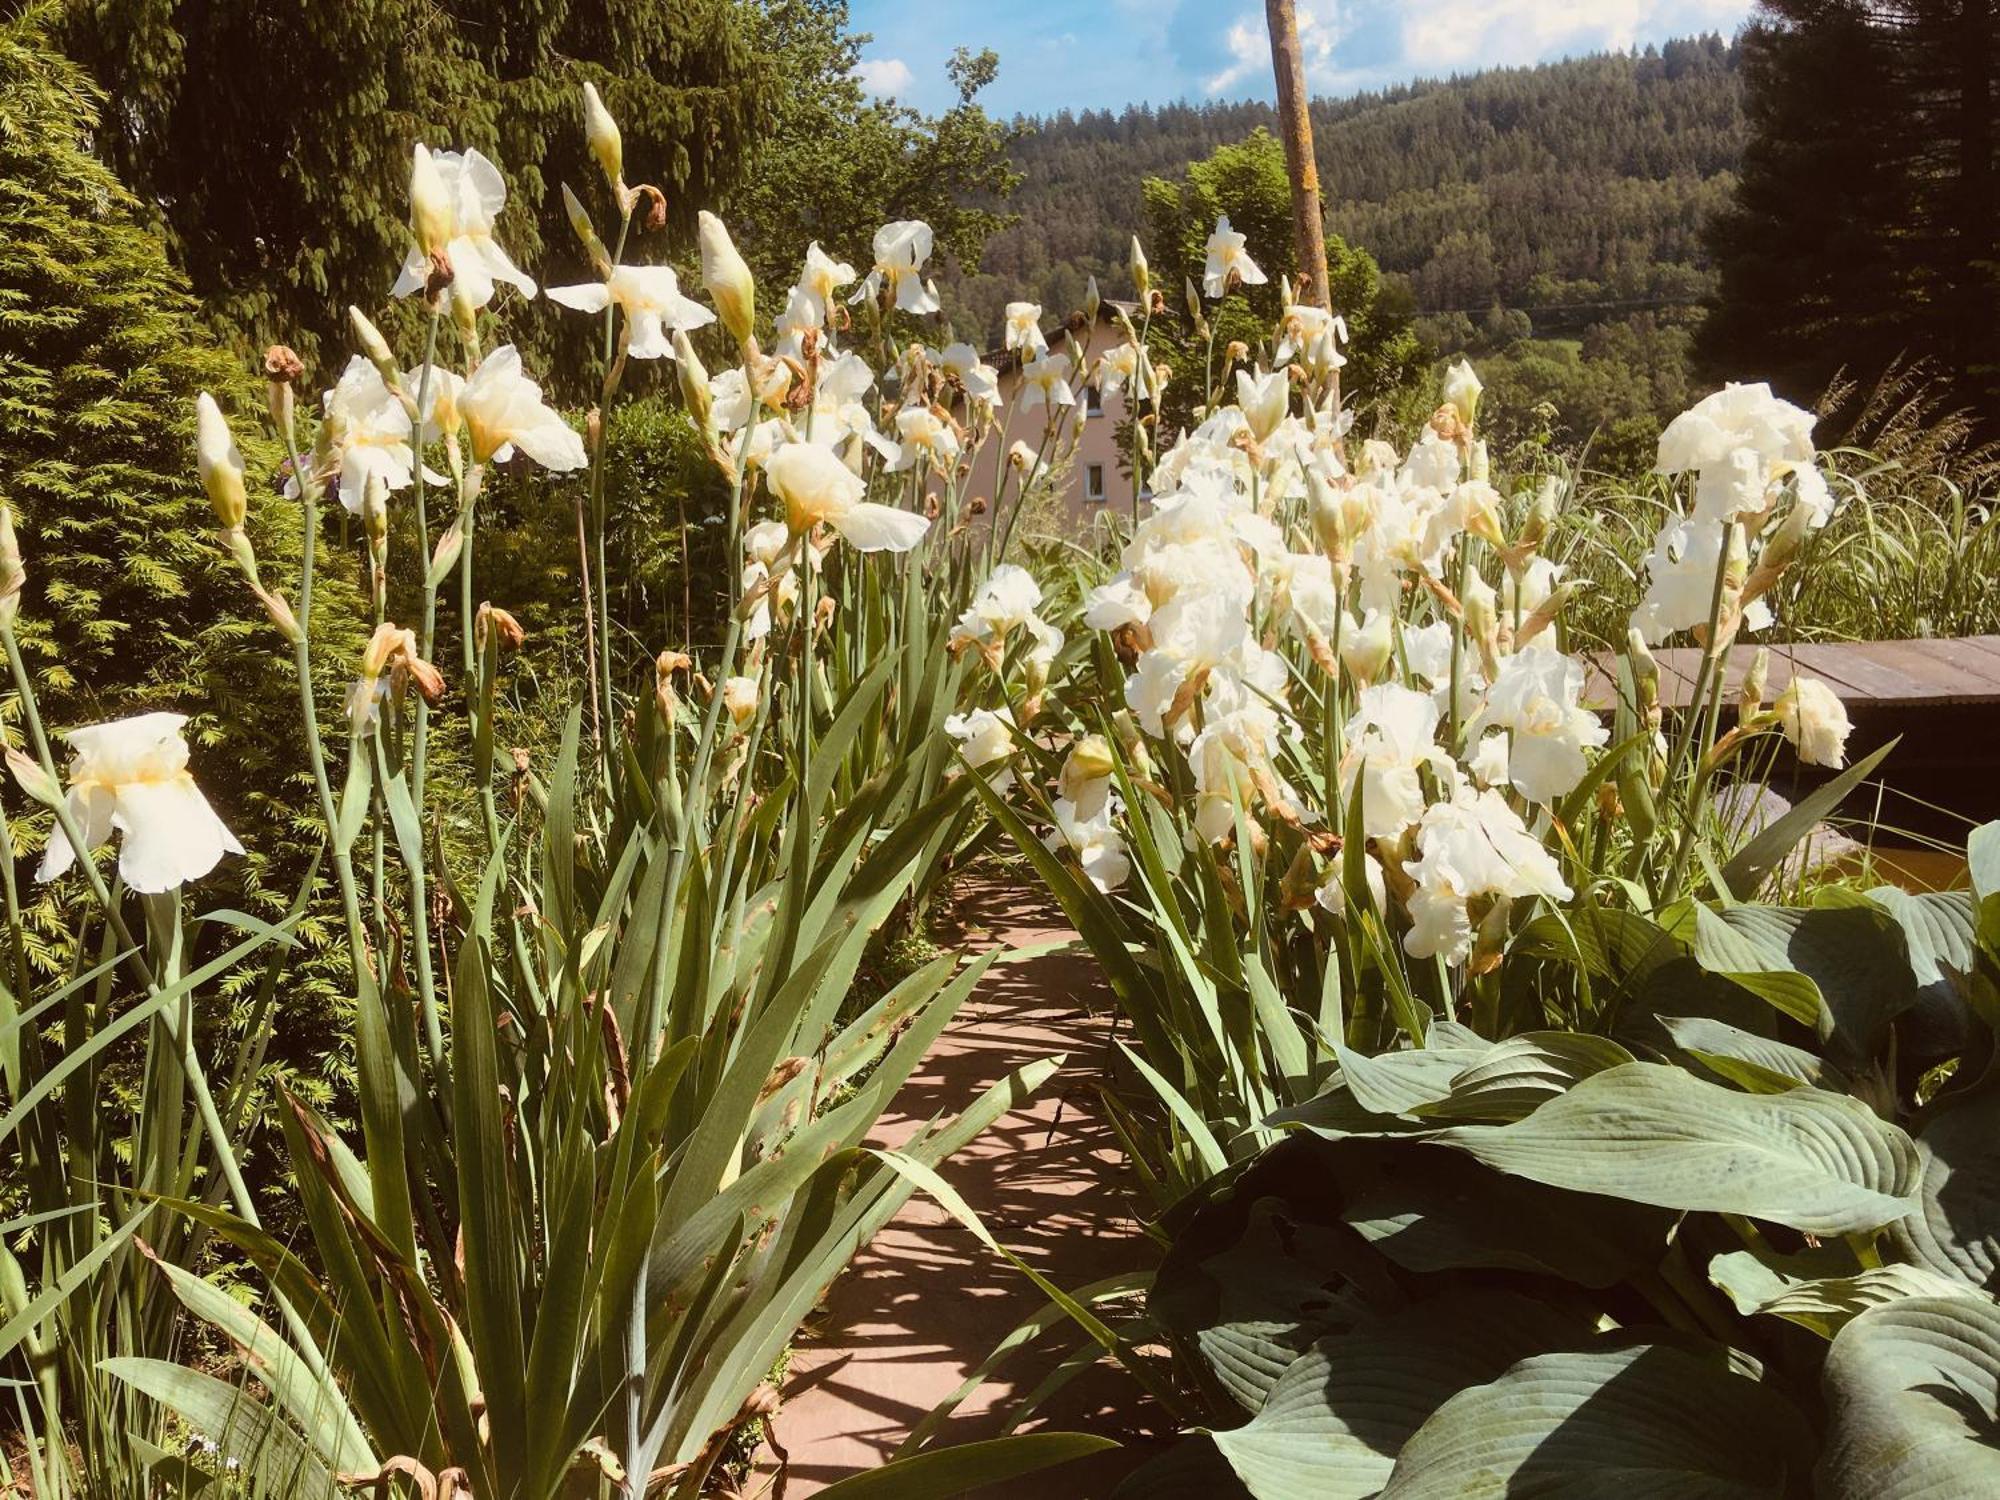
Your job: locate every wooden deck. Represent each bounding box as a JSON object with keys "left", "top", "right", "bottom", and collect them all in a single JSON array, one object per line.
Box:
[
  {"left": 1585, "top": 634, "right": 2000, "bottom": 835},
  {"left": 1584, "top": 634, "right": 2000, "bottom": 713}
]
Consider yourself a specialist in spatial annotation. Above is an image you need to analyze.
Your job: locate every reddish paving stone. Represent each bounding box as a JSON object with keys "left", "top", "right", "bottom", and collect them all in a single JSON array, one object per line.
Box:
[{"left": 755, "top": 882, "right": 1161, "bottom": 1497}]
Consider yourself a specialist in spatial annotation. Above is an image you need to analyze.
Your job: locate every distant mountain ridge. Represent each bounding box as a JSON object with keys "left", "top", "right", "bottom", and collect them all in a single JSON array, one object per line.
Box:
[{"left": 941, "top": 35, "right": 1744, "bottom": 351}]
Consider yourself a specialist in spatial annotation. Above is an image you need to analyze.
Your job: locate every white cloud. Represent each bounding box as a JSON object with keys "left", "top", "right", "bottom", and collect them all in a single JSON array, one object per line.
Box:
[
  {"left": 1202, "top": 0, "right": 1360, "bottom": 96},
  {"left": 853, "top": 56, "right": 916, "bottom": 96},
  {"left": 1203, "top": 18, "right": 1267, "bottom": 95},
  {"left": 1403, "top": 0, "right": 1752, "bottom": 72}
]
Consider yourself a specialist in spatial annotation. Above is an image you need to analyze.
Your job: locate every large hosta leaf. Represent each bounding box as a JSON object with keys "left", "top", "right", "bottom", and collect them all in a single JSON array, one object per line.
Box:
[
  {"left": 1112, "top": 1434, "right": 1247, "bottom": 1499},
  {"left": 1659, "top": 1014, "right": 1830, "bottom": 1093},
  {"left": 1153, "top": 1133, "right": 1669, "bottom": 1422},
  {"left": 1709, "top": 1248, "right": 1982, "bottom": 1338},
  {"left": 1975, "top": 820, "right": 2000, "bottom": 976},
  {"left": 1709, "top": 1243, "right": 1863, "bottom": 1315},
  {"left": 1381, "top": 1343, "right": 1815, "bottom": 1498},
  {"left": 1269, "top": 1080, "right": 1436, "bottom": 1139},
  {"left": 1623, "top": 956, "right": 1793, "bottom": 1053},
  {"left": 1869, "top": 886, "right": 1979, "bottom": 1066},
  {"left": 1280, "top": 1030, "right": 1525, "bottom": 1135},
  {"left": 1210, "top": 1292, "right": 1587, "bottom": 1500},
  {"left": 1329, "top": 1138, "right": 1673, "bottom": 1288},
  {"left": 1755, "top": 1265, "right": 1984, "bottom": 1338},
  {"left": 1692, "top": 905, "right": 1825, "bottom": 1027},
  {"left": 1972, "top": 821, "right": 2000, "bottom": 912},
  {"left": 1150, "top": 1138, "right": 1396, "bottom": 1413},
  {"left": 1188, "top": 1200, "right": 1388, "bottom": 1413},
  {"left": 1437, "top": 1062, "right": 1919, "bottom": 1235},
  {"left": 1818, "top": 1296, "right": 2000, "bottom": 1498},
  {"left": 1696, "top": 903, "right": 1918, "bottom": 1066},
  {"left": 1412, "top": 1032, "right": 1633, "bottom": 1122},
  {"left": 1332, "top": 1042, "right": 1491, "bottom": 1118},
  {"left": 1890, "top": 1080, "right": 2000, "bottom": 1290},
  {"left": 1870, "top": 887, "right": 1975, "bottom": 1009}
]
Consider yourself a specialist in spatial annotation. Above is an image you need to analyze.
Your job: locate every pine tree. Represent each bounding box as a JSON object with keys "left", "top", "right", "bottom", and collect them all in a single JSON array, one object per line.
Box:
[
  {"left": 1700, "top": 4, "right": 1924, "bottom": 416},
  {"left": 1703, "top": 1, "right": 2000, "bottom": 432},
  {"left": 55, "top": 0, "right": 776, "bottom": 382},
  {"left": 1889, "top": 0, "right": 2000, "bottom": 408},
  {"left": 0, "top": 2, "right": 367, "bottom": 1101}
]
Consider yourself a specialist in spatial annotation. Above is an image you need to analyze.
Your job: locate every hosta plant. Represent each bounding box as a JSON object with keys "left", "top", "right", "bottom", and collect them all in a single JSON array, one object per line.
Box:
[{"left": 1108, "top": 824, "right": 2000, "bottom": 1496}]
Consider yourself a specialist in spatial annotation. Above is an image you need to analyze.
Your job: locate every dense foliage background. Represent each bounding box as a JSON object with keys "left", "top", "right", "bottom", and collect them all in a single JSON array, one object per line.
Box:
[
  {"left": 1703, "top": 0, "right": 2000, "bottom": 438},
  {"left": 38, "top": 3, "right": 2000, "bottom": 471},
  {"left": 0, "top": 5, "right": 367, "bottom": 1129},
  {"left": 55, "top": 0, "right": 771, "bottom": 381},
  {"left": 50, "top": 0, "right": 1020, "bottom": 402}
]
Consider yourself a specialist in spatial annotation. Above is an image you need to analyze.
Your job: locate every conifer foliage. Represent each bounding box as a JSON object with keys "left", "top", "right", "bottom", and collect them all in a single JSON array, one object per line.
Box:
[
  {"left": 943, "top": 40, "right": 1745, "bottom": 351},
  {"left": 57, "top": 0, "right": 774, "bottom": 371},
  {"left": 0, "top": 4, "right": 362, "bottom": 1045},
  {"left": 1703, "top": 0, "right": 2000, "bottom": 436}
]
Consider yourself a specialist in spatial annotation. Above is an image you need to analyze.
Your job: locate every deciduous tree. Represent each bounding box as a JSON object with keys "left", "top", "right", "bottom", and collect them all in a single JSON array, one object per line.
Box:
[{"left": 1138, "top": 129, "right": 1423, "bottom": 432}]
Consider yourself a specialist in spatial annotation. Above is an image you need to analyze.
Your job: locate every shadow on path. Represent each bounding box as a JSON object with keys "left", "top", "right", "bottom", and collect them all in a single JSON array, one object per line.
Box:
[{"left": 756, "top": 880, "right": 1160, "bottom": 1497}]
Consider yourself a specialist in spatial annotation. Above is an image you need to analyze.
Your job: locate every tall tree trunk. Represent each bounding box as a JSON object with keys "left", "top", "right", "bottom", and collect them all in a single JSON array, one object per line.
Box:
[{"left": 1265, "top": 0, "right": 1331, "bottom": 309}]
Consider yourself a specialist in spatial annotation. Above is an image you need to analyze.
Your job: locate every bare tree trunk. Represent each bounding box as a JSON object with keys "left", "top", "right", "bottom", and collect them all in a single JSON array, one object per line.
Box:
[{"left": 1265, "top": 0, "right": 1330, "bottom": 310}]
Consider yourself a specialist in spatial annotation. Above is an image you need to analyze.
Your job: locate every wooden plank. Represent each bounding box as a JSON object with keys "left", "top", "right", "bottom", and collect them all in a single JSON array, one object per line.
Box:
[
  {"left": 1853, "top": 639, "right": 2000, "bottom": 705},
  {"left": 1582, "top": 635, "right": 2000, "bottom": 712},
  {"left": 1572, "top": 635, "right": 2000, "bottom": 835},
  {"left": 1714, "top": 644, "right": 1806, "bottom": 701},
  {"left": 1957, "top": 635, "right": 2000, "bottom": 669},
  {"left": 1580, "top": 646, "right": 1699, "bottom": 711},
  {"left": 1585, "top": 644, "right": 1809, "bottom": 711},
  {"left": 1754, "top": 645, "right": 1881, "bottom": 703},
  {"left": 1644, "top": 643, "right": 1810, "bottom": 708},
  {"left": 1785, "top": 644, "right": 1926, "bottom": 707},
  {"left": 1648, "top": 647, "right": 1705, "bottom": 709},
  {"left": 1837, "top": 641, "right": 1950, "bottom": 697}
]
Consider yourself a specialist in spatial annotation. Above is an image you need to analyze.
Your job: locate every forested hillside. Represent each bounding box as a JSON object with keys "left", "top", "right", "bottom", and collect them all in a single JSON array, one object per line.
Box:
[{"left": 942, "top": 36, "right": 1744, "bottom": 463}]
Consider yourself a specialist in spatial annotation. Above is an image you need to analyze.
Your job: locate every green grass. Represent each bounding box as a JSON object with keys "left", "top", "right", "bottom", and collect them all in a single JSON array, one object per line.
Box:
[{"left": 1551, "top": 448, "right": 2000, "bottom": 651}]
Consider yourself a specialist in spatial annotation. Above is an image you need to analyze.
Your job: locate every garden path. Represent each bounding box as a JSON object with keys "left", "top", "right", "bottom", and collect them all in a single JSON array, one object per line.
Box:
[{"left": 753, "top": 880, "right": 1154, "bottom": 1497}]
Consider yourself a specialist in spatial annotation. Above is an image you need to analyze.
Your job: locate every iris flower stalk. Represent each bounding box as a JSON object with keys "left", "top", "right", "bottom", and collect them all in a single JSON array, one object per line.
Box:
[
  {"left": 0, "top": 538, "right": 338, "bottom": 1383},
  {"left": 269, "top": 396, "right": 431, "bottom": 1237},
  {"left": 584, "top": 193, "right": 639, "bottom": 773}
]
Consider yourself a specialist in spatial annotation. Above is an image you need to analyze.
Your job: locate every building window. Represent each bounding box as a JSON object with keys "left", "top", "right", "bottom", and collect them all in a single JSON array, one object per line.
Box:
[
  {"left": 1085, "top": 463, "right": 1106, "bottom": 502},
  {"left": 1085, "top": 383, "right": 1103, "bottom": 416}
]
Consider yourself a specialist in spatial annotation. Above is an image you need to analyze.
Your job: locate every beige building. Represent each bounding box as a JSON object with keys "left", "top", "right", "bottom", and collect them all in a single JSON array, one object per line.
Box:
[{"left": 974, "top": 301, "right": 1150, "bottom": 534}]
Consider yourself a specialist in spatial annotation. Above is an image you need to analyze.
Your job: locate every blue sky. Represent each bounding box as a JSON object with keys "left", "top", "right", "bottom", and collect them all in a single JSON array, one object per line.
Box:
[{"left": 847, "top": 0, "right": 1757, "bottom": 117}]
